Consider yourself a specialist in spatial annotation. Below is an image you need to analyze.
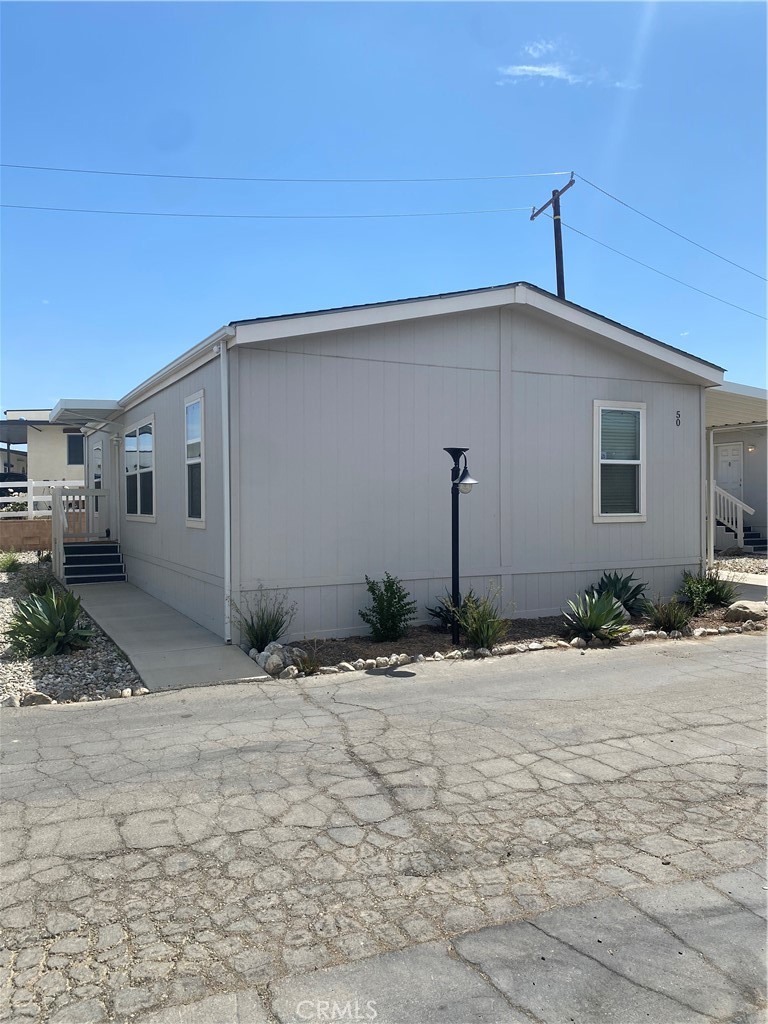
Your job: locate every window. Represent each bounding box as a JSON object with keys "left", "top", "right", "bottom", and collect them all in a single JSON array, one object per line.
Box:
[
  {"left": 594, "top": 401, "right": 646, "bottom": 522},
  {"left": 185, "top": 392, "right": 205, "bottom": 525},
  {"left": 124, "top": 418, "right": 155, "bottom": 519},
  {"left": 66, "top": 433, "right": 85, "bottom": 466}
]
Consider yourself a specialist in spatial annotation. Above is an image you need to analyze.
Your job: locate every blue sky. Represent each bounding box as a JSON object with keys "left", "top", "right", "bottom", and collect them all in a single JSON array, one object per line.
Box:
[{"left": 1, "top": 1, "right": 765, "bottom": 413}]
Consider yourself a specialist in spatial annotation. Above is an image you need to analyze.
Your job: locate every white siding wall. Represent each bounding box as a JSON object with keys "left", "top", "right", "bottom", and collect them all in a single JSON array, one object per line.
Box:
[
  {"left": 111, "top": 359, "right": 226, "bottom": 634},
  {"left": 234, "top": 306, "right": 705, "bottom": 640},
  {"left": 28, "top": 426, "right": 84, "bottom": 482}
]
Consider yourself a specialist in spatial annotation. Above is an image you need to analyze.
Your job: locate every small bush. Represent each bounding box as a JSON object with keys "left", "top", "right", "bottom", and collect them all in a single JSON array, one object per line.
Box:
[
  {"left": 593, "top": 570, "right": 648, "bottom": 618},
  {"left": 359, "top": 573, "right": 417, "bottom": 642},
  {"left": 563, "top": 590, "right": 631, "bottom": 644},
  {"left": 678, "top": 569, "right": 737, "bottom": 615},
  {"left": 0, "top": 551, "right": 22, "bottom": 573},
  {"left": 37, "top": 550, "right": 53, "bottom": 565},
  {"left": 232, "top": 585, "right": 297, "bottom": 652},
  {"left": 295, "top": 640, "right": 323, "bottom": 676},
  {"left": 6, "top": 589, "right": 94, "bottom": 656},
  {"left": 644, "top": 595, "right": 693, "bottom": 633},
  {"left": 453, "top": 587, "right": 507, "bottom": 650},
  {"left": 20, "top": 570, "right": 53, "bottom": 596},
  {"left": 426, "top": 588, "right": 477, "bottom": 631}
]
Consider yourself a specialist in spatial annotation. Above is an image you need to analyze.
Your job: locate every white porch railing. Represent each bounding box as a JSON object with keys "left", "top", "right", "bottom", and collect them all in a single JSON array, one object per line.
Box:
[
  {"left": 714, "top": 485, "right": 755, "bottom": 548},
  {"left": 52, "top": 488, "right": 109, "bottom": 580},
  {"left": 0, "top": 480, "right": 85, "bottom": 519}
]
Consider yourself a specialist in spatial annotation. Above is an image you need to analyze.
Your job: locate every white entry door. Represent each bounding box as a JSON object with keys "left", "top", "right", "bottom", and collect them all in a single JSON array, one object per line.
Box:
[{"left": 716, "top": 442, "right": 743, "bottom": 500}]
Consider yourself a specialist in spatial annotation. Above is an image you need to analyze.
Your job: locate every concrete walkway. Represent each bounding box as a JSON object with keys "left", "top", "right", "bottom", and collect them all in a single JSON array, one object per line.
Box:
[{"left": 70, "top": 582, "right": 266, "bottom": 691}]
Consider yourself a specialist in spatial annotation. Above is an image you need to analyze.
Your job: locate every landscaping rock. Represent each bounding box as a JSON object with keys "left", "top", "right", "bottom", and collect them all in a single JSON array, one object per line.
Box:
[
  {"left": 588, "top": 637, "right": 604, "bottom": 648},
  {"left": 657, "top": 630, "right": 668, "bottom": 639},
  {"left": 693, "top": 627, "right": 706, "bottom": 637},
  {"left": 364, "top": 659, "right": 376, "bottom": 670},
  {"left": 718, "top": 626, "right": 730, "bottom": 634},
  {"left": 106, "top": 687, "right": 122, "bottom": 698},
  {"left": 375, "top": 657, "right": 389, "bottom": 669},
  {"left": 629, "top": 629, "right": 645, "bottom": 641},
  {"left": 263, "top": 654, "right": 285, "bottom": 677},
  {"left": 248, "top": 648, "right": 259, "bottom": 661},
  {"left": 388, "top": 654, "right": 400, "bottom": 667},
  {"left": 742, "top": 620, "right": 755, "bottom": 631},
  {"left": 319, "top": 666, "right": 339, "bottom": 675},
  {"left": 444, "top": 651, "right": 462, "bottom": 660},
  {"left": 556, "top": 640, "right": 570, "bottom": 648},
  {"left": 120, "top": 688, "right": 132, "bottom": 698},
  {"left": 669, "top": 630, "right": 683, "bottom": 639},
  {"left": 644, "top": 631, "right": 658, "bottom": 639},
  {"left": 337, "top": 662, "right": 355, "bottom": 672},
  {"left": 415, "top": 654, "right": 426, "bottom": 662},
  {"left": 724, "top": 600, "right": 768, "bottom": 622},
  {"left": 1, "top": 694, "right": 20, "bottom": 708},
  {"left": 705, "top": 628, "right": 719, "bottom": 636},
  {"left": 279, "top": 666, "right": 299, "bottom": 680},
  {"left": 528, "top": 642, "right": 545, "bottom": 651},
  {"left": 353, "top": 659, "right": 366, "bottom": 670},
  {"left": 569, "top": 637, "right": 587, "bottom": 649},
  {"left": 22, "top": 692, "right": 53, "bottom": 706},
  {"left": 475, "top": 648, "right": 492, "bottom": 658},
  {"left": 398, "top": 653, "right": 411, "bottom": 665},
  {"left": 433, "top": 652, "right": 444, "bottom": 661}
]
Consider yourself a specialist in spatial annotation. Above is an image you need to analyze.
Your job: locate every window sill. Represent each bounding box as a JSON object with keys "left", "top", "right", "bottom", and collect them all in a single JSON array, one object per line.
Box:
[
  {"left": 185, "top": 519, "right": 206, "bottom": 530},
  {"left": 125, "top": 514, "right": 157, "bottom": 524},
  {"left": 593, "top": 514, "right": 647, "bottom": 524}
]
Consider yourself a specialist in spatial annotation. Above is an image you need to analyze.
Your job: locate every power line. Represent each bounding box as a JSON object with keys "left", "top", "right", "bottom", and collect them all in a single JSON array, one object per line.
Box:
[
  {"left": 0, "top": 162, "right": 571, "bottom": 184},
  {"left": 553, "top": 215, "right": 766, "bottom": 321},
  {"left": 0, "top": 202, "right": 532, "bottom": 221},
  {"left": 576, "top": 174, "right": 766, "bottom": 282}
]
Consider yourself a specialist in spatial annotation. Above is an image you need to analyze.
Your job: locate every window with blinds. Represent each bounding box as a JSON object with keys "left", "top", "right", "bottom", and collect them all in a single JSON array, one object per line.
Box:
[{"left": 594, "top": 401, "right": 646, "bottom": 521}]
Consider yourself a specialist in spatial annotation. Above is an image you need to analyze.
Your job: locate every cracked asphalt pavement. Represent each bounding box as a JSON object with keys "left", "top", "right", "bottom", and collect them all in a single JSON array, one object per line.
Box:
[{"left": 0, "top": 634, "right": 765, "bottom": 1023}]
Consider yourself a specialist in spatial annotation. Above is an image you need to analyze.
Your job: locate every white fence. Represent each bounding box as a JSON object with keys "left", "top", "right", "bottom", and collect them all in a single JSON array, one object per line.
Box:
[
  {"left": 0, "top": 480, "right": 85, "bottom": 519},
  {"left": 51, "top": 487, "right": 109, "bottom": 580}
]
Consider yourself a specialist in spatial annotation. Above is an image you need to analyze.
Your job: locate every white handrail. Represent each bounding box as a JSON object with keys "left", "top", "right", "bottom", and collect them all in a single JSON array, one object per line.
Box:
[{"left": 714, "top": 485, "right": 756, "bottom": 548}]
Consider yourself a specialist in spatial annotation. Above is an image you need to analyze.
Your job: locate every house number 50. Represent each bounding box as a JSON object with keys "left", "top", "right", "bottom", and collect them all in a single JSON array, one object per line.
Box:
[{"left": 675, "top": 411, "right": 681, "bottom": 426}]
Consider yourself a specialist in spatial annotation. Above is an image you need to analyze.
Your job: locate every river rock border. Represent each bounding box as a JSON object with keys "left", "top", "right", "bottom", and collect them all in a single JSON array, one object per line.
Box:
[{"left": 247, "top": 619, "right": 766, "bottom": 678}]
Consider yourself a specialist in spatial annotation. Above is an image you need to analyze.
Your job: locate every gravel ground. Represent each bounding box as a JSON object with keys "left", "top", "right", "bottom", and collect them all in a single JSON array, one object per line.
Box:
[
  {"left": 0, "top": 552, "right": 143, "bottom": 707},
  {"left": 714, "top": 552, "right": 768, "bottom": 575}
]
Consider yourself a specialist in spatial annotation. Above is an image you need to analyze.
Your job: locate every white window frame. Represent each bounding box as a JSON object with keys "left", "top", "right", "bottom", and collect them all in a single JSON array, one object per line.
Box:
[
  {"left": 593, "top": 400, "right": 646, "bottom": 523},
  {"left": 185, "top": 390, "right": 205, "bottom": 528},
  {"left": 124, "top": 414, "right": 156, "bottom": 523}
]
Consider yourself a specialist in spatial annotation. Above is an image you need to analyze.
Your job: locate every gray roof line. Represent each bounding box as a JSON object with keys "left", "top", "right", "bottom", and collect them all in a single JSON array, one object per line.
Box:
[{"left": 229, "top": 280, "right": 725, "bottom": 373}]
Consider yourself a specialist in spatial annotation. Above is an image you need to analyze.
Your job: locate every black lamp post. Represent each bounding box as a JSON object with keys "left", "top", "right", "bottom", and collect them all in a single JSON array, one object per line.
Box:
[{"left": 443, "top": 447, "right": 478, "bottom": 645}]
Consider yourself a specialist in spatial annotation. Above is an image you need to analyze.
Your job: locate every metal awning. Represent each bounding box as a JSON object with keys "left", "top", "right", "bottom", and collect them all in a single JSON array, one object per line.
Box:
[
  {"left": 0, "top": 419, "right": 49, "bottom": 445},
  {"left": 706, "top": 382, "right": 768, "bottom": 429},
  {"left": 49, "top": 399, "right": 122, "bottom": 427}
]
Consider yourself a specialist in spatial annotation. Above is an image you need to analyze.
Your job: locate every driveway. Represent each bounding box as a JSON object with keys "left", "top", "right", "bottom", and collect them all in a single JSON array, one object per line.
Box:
[{"left": 1, "top": 635, "right": 765, "bottom": 1023}]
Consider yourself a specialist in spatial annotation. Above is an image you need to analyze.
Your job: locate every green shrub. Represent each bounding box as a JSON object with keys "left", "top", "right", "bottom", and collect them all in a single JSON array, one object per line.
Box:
[
  {"left": 20, "top": 570, "right": 53, "bottom": 596},
  {"left": 0, "top": 551, "right": 22, "bottom": 573},
  {"left": 37, "top": 550, "right": 53, "bottom": 564},
  {"left": 453, "top": 587, "right": 508, "bottom": 650},
  {"left": 643, "top": 595, "right": 693, "bottom": 633},
  {"left": 359, "top": 573, "right": 417, "bottom": 642},
  {"left": 426, "top": 588, "right": 477, "bottom": 631},
  {"left": 6, "top": 590, "right": 94, "bottom": 656},
  {"left": 563, "top": 590, "right": 631, "bottom": 644},
  {"left": 232, "top": 585, "right": 297, "bottom": 652},
  {"left": 295, "top": 640, "right": 323, "bottom": 676},
  {"left": 593, "top": 570, "right": 648, "bottom": 617},
  {"left": 678, "top": 569, "right": 737, "bottom": 615}
]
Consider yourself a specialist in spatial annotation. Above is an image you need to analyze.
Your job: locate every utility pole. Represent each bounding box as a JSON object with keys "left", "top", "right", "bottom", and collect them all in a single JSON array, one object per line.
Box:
[{"left": 530, "top": 174, "right": 575, "bottom": 299}]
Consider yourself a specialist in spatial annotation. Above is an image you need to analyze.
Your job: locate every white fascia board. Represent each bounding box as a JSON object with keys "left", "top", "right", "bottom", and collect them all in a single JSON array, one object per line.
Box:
[
  {"left": 232, "top": 286, "right": 523, "bottom": 345},
  {"left": 119, "top": 325, "right": 236, "bottom": 412},
  {"left": 516, "top": 288, "right": 724, "bottom": 387},
  {"left": 50, "top": 400, "right": 122, "bottom": 424},
  {"left": 710, "top": 381, "right": 768, "bottom": 401}
]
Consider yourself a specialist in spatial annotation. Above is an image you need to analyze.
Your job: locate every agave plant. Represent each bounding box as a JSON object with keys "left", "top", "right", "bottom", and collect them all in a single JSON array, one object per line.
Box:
[
  {"left": 593, "top": 570, "right": 648, "bottom": 618},
  {"left": 426, "top": 588, "right": 478, "bottom": 631},
  {"left": 562, "top": 590, "right": 632, "bottom": 644},
  {"left": 6, "top": 589, "right": 94, "bottom": 657}
]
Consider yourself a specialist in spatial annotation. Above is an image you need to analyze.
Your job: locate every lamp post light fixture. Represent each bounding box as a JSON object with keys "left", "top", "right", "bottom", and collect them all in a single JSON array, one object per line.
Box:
[{"left": 444, "top": 447, "right": 478, "bottom": 645}]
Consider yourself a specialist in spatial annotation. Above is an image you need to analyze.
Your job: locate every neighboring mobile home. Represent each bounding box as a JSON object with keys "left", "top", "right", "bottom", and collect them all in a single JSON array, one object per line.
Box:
[{"left": 50, "top": 282, "right": 731, "bottom": 642}]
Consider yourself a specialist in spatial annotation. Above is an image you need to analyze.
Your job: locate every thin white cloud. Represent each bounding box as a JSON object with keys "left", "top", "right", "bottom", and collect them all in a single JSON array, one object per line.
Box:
[
  {"left": 524, "top": 40, "right": 556, "bottom": 59},
  {"left": 497, "top": 63, "right": 585, "bottom": 86},
  {"left": 680, "top": 331, "right": 690, "bottom": 337}
]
